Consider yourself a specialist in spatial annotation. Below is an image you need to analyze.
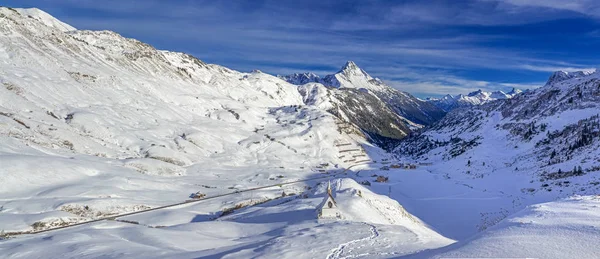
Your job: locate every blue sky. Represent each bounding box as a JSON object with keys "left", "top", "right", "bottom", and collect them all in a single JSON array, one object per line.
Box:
[{"left": 4, "top": 0, "right": 600, "bottom": 98}]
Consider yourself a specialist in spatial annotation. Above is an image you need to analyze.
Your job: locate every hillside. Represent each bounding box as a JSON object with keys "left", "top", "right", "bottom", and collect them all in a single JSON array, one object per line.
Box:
[
  {"left": 413, "top": 195, "right": 600, "bottom": 259},
  {"left": 0, "top": 6, "right": 388, "bottom": 237},
  {"left": 395, "top": 68, "right": 600, "bottom": 185},
  {"left": 392, "top": 68, "right": 600, "bottom": 242}
]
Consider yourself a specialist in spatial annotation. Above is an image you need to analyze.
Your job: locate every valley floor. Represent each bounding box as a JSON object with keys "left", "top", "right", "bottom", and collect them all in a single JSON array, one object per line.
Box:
[{"left": 2, "top": 157, "right": 599, "bottom": 259}]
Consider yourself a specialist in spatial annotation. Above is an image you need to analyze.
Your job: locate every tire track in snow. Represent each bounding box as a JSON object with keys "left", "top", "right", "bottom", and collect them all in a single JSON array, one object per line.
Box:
[{"left": 326, "top": 223, "right": 379, "bottom": 259}]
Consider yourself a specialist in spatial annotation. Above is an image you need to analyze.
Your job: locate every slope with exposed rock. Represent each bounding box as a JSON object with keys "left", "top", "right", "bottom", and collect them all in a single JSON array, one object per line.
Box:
[
  {"left": 282, "top": 61, "right": 446, "bottom": 147},
  {"left": 395, "top": 69, "right": 600, "bottom": 195}
]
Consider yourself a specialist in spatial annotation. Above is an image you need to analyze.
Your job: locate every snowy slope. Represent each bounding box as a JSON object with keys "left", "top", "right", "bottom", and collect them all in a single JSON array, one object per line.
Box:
[
  {"left": 297, "top": 82, "right": 413, "bottom": 149},
  {"left": 396, "top": 69, "right": 600, "bottom": 187},
  {"left": 417, "top": 195, "right": 600, "bottom": 259},
  {"left": 13, "top": 7, "right": 76, "bottom": 32},
  {"left": 0, "top": 6, "right": 382, "bottom": 239}
]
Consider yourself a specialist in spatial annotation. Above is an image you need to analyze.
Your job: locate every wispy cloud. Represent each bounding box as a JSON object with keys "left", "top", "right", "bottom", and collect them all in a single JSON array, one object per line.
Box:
[
  {"left": 494, "top": 0, "right": 600, "bottom": 17},
  {"left": 518, "top": 64, "right": 597, "bottom": 73},
  {"left": 7, "top": 0, "right": 600, "bottom": 98},
  {"left": 379, "top": 67, "right": 544, "bottom": 98}
]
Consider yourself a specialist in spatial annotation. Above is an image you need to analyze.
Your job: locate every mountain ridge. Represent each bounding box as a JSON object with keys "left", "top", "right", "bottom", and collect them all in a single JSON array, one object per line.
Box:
[
  {"left": 280, "top": 61, "right": 447, "bottom": 127},
  {"left": 427, "top": 88, "right": 523, "bottom": 112}
]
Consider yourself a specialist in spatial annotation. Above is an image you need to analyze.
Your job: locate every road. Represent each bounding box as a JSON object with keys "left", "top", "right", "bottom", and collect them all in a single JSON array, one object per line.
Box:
[{"left": 4, "top": 162, "right": 369, "bottom": 238}]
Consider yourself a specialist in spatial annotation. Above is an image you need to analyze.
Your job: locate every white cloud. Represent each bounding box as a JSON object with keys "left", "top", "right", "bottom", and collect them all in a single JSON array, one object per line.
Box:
[
  {"left": 518, "top": 64, "right": 597, "bottom": 73},
  {"left": 495, "top": 0, "right": 600, "bottom": 16}
]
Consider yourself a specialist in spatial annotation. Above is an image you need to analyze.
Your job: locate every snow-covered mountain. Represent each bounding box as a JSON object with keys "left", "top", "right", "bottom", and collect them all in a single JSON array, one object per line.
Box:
[
  {"left": 427, "top": 88, "right": 523, "bottom": 112},
  {"left": 2, "top": 6, "right": 599, "bottom": 259},
  {"left": 545, "top": 70, "right": 597, "bottom": 86},
  {"left": 280, "top": 61, "right": 387, "bottom": 91},
  {"left": 0, "top": 6, "right": 391, "bottom": 237},
  {"left": 282, "top": 62, "right": 446, "bottom": 125},
  {"left": 395, "top": 68, "right": 600, "bottom": 196},
  {"left": 298, "top": 83, "right": 413, "bottom": 149},
  {"left": 388, "top": 69, "right": 600, "bottom": 258},
  {"left": 13, "top": 7, "right": 76, "bottom": 32},
  {"left": 281, "top": 61, "right": 447, "bottom": 147}
]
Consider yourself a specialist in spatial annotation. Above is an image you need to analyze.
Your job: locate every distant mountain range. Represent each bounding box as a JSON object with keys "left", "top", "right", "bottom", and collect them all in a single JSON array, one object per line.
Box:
[{"left": 426, "top": 88, "right": 523, "bottom": 112}]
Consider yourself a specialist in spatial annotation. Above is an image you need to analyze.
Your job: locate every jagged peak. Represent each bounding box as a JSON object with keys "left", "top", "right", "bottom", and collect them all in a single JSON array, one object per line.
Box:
[
  {"left": 290, "top": 72, "right": 319, "bottom": 78},
  {"left": 508, "top": 87, "right": 522, "bottom": 95},
  {"left": 278, "top": 72, "right": 323, "bottom": 85},
  {"left": 467, "top": 89, "right": 484, "bottom": 97},
  {"left": 341, "top": 61, "right": 359, "bottom": 71},
  {"left": 281, "top": 61, "right": 387, "bottom": 91},
  {"left": 338, "top": 61, "right": 370, "bottom": 77},
  {"left": 546, "top": 69, "right": 596, "bottom": 86}
]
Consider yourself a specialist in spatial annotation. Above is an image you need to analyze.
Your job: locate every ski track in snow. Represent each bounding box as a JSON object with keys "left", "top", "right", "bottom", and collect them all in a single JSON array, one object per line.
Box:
[{"left": 326, "top": 222, "right": 379, "bottom": 259}]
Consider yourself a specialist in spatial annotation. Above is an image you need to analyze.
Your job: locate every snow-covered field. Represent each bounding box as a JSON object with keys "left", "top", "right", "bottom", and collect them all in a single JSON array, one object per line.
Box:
[
  {"left": 0, "top": 175, "right": 454, "bottom": 259},
  {"left": 1, "top": 6, "right": 600, "bottom": 259}
]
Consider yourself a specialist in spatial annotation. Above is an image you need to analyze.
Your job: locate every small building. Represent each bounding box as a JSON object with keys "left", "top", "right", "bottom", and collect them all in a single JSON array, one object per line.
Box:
[
  {"left": 317, "top": 181, "right": 342, "bottom": 219},
  {"left": 404, "top": 164, "right": 417, "bottom": 169},
  {"left": 375, "top": 175, "right": 389, "bottom": 182},
  {"left": 390, "top": 164, "right": 403, "bottom": 169}
]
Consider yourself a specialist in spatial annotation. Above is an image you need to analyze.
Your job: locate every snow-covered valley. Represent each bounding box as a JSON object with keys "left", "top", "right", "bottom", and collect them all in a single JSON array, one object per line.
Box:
[{"left": 1, "top": 6, "right": 600, "bottom": 259}]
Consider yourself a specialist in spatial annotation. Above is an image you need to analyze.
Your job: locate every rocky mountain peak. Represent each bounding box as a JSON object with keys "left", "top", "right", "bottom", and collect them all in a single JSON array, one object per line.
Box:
[
  {"left": 467, "top": 89, "right": 485, "bottom": 97},
  {"left": 508, "top": 88, "right": 522, "bottom": 95},
  {"left": 337, "top": 60, "right": 371, "bottom": 78},
  {"left": 546, "top": 70, "right": 596, "bottom": 86},
  {"left": 340, "top": 60, "right": 359, "bottom": 71}
]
